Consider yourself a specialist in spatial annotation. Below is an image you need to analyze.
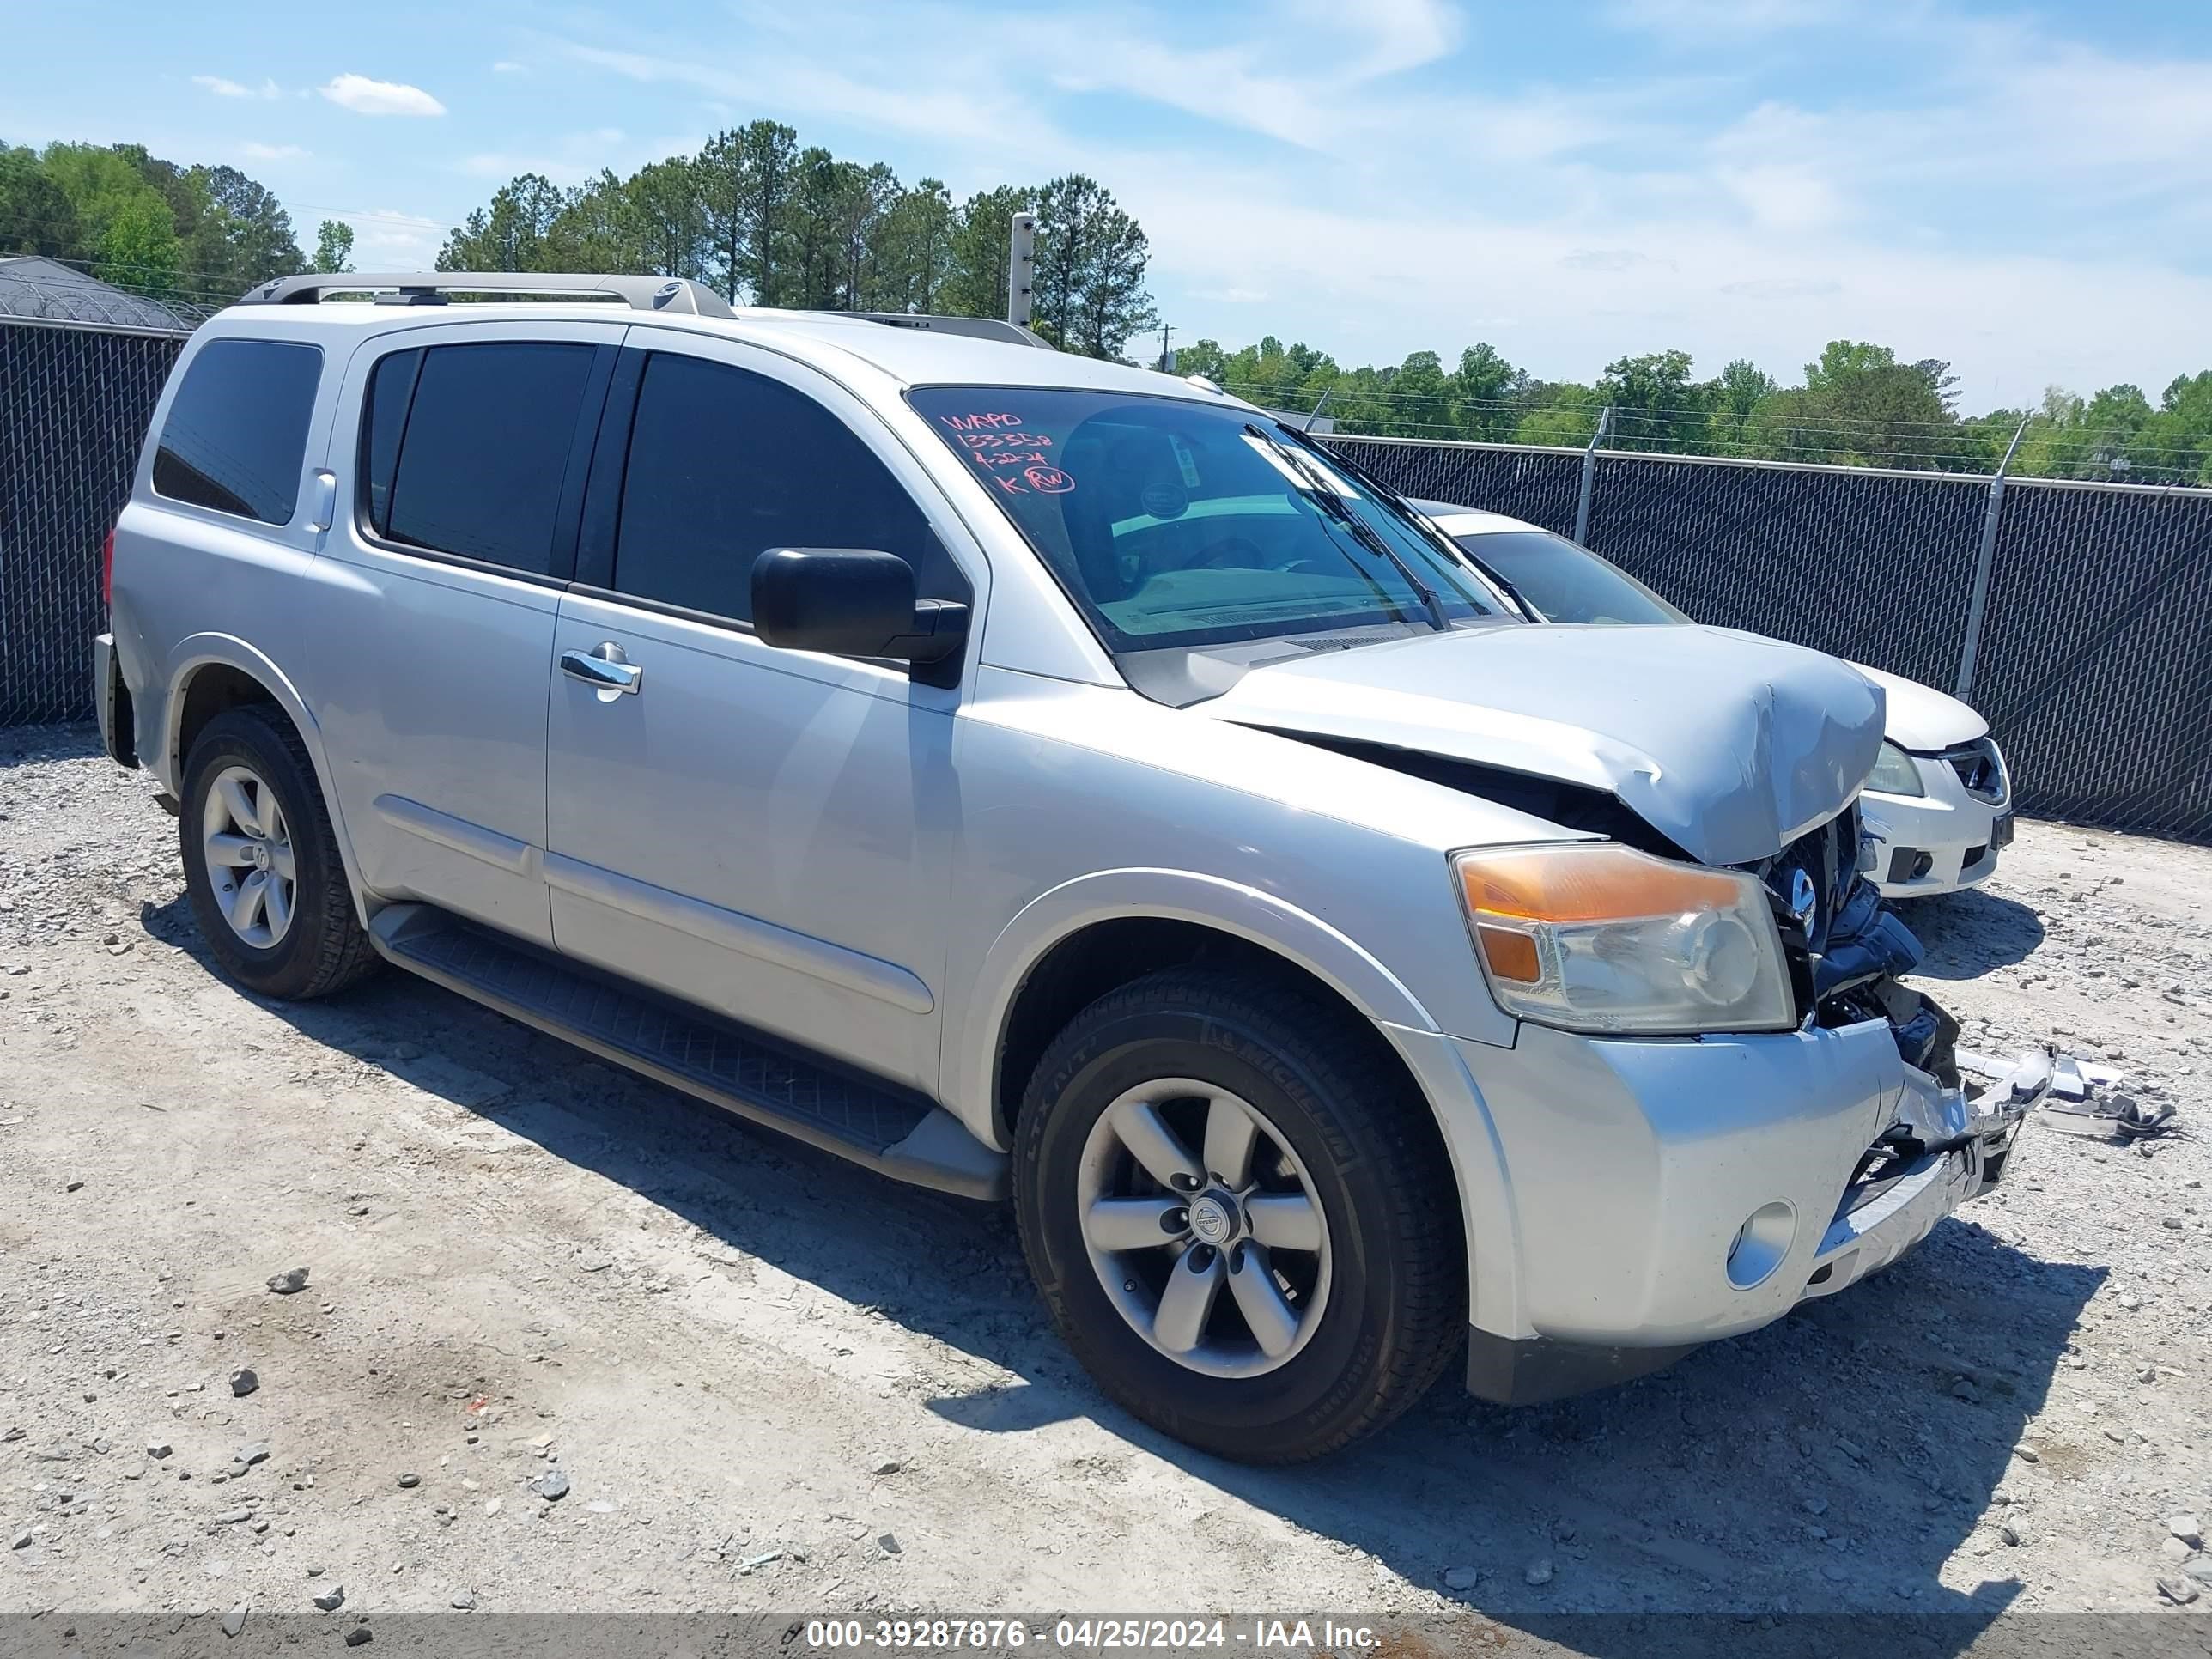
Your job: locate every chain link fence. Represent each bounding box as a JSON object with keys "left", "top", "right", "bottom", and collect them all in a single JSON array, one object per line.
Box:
[
  {"left": 0, "top": 319, "right": 186, "bottom": 726},
  {"left": 4, "top": 319, "right": 2209, "bottom": 842}
]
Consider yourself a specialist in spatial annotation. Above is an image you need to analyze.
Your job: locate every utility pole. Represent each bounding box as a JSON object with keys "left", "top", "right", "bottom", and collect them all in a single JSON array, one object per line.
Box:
[
  {"left": 1006, "top": 213, "right": 1036, "bottom": 327},
  {"left": 1156, "top": 322, "right": 1173, "bottom": 373}
]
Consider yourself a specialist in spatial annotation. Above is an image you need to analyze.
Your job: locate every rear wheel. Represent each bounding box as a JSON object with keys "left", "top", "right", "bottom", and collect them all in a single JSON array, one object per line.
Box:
[
  {"left": 179, "top": 705, "right": 379, "bottom": 1000},
  {"left": 1013, "top": 967, "right": 1464, "bottom": 1462}
]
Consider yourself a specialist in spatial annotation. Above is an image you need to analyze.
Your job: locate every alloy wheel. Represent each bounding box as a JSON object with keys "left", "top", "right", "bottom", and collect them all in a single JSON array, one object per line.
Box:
[
  {"left": 199, "top": 763, "right": 297, "bottom": 949},
  {"left": 1075, "top": 1078, "right": 1333, "bottom": 1379}
]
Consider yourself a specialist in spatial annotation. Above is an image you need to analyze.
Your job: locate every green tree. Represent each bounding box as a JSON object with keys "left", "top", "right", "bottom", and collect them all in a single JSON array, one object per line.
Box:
[
  {"left": 623, "top": 157, "right": 709, "bottom": 282},
  {"left": 1515, "top": 384, "right": 1603, "bottom": 447},
  {"left": 1385, "top": 349, "right": 1451, "bottom": 437},
  {"left": 94, "top": 189, "right": 181, "bottom": 297},
  {"left": 313, "top": 218, "right": 355, "bottom": 274},
  {"left": 1705, "top": 358, "right": 1778, "bottom": 453},
  {"left": 1030, "top": 173, "right": 1155, "bottom": 359},
  {"left": 1786, "top": 340, "right": 1959, "bottom": 466},
  {"left": 546, "top": 169, "right": 646, "bottom": 271},
  {"left": 696, "top": 120, "right": 799, "bottom": 304},
  {"left": 941, "top": 184, "right": 1035, "bottom": 320},
  {"left": 1599, "top": 349, "right": 1705, "bottom": 452},
  {"left": 872, "top": 179, "right": 953, "bottom": 313},
  {"left": 436, "top": 173, "right": 563, "bottom": 270},
  {"left": 1449, "top": 343, "right": 1524, "bottom": 441},
  {"left": 2137, "top": 371, "right": 2212, "bottom": 485},
  {"left": 0, "top": 144, "right": 82, "bottom": 256},
  {"left": 182, "top": 163, "right": 304, "bottom": 295}
]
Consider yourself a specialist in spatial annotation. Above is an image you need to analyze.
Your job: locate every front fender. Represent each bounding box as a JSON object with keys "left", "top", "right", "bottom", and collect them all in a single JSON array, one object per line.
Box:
[
  {"left": 160, "top": 635, "right": 370, "bottom": 925},
  {"left": 948, "top": 866, "right": 1443, "bottom": 1151}
]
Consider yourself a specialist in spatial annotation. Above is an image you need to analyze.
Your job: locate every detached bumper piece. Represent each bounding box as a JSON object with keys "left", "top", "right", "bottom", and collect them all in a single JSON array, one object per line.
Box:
[
  {"left": 1959, "top": 1047, "right": 2175, "bottom": 1140},
  {"left": 94, "top": 632, "right": 137, "bottom": 769}
]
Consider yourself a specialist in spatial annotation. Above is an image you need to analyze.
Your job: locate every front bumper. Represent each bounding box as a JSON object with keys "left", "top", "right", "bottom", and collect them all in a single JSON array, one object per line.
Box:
[
  {"left": 1382, "top": 1012, "right": 2045, "bottom": 1406},
  {"left": 1863, "top": 747, "right": 2011, "bottom": 897}
]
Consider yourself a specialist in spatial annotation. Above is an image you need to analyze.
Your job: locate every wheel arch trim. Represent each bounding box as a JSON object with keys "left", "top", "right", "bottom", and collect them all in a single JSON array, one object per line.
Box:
[
  {"left": 951, "top": 867, "right": 1443, "bottom": 1150},
  {"left": 161, "top": 636, "right": 371, "bottom": 927}
]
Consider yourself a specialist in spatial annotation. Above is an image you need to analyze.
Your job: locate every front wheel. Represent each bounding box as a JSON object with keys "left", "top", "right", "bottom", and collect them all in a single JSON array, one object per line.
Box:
[{"left": 1013, "top": 968, "right": 1465, "bottom": 1462}]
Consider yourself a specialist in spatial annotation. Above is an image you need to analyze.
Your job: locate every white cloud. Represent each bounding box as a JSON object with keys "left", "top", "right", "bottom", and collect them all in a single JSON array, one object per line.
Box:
[
  {"left": 318, "top": 73, "right": 447, "bottom": 117},
  {"left": 491, "top": 60, "right": 527, "bottom": 74},
  {"left": 532, "top": 0, "right": 2212, "bottom": 404},
  {"left": 239, "top": 142, "right": 309, "bottom": 161},
  {"left": 194, "top": 74, "right": 282, "bottom": 100}
]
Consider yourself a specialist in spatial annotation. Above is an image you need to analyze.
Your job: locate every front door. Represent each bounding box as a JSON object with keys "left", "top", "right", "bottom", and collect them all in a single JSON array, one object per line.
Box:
[{"left": 543, "top": 335, "right": 983, "bottom": 1091}]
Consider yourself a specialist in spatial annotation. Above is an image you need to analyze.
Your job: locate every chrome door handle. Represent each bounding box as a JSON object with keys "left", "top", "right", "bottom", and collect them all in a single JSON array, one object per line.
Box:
[{"left": 561, "top": 641, "right": 641, "bottom": 700}]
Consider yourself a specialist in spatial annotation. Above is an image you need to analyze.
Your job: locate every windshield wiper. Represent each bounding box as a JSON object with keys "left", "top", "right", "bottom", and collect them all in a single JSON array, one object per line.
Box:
[
  {"left": 1280, "top": 426, "right": 1535, "bottom": 622},
  {"left": 1244, "top": 424, "right": 1451, "bottom": 632}
]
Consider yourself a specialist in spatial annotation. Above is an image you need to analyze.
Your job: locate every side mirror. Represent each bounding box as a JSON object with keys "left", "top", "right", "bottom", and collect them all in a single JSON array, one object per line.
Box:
[{"left": 750, "top": 548, "right": 968, "bottom": 667}]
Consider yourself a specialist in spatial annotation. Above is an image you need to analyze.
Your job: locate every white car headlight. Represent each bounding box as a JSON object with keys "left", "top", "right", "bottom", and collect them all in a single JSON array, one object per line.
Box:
[
  {"left": 1866, "top": 741, "right": 1926, "bottom": 798},
  {"left": 1453, "top": 842, "right": 1796, "bottom": 1036}
]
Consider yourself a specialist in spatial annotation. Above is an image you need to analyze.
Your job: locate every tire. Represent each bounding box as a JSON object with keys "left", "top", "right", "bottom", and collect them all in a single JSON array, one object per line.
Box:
[
  {"left": 1013, "top": 967, "right": 1464, "bottom": 1462},
  {"left": 179, "top": 704, "right": 380, "bottom": 1000}
]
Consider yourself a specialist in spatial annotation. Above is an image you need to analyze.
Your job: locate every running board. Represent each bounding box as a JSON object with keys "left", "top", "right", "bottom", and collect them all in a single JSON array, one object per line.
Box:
[{"left": 367, "top": 904, "right": 1007, "bottom": 1201}]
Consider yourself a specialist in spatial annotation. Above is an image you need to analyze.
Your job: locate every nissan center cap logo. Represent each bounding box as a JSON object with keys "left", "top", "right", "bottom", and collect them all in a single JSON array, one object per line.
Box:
[{"left": 1790, "top": 866, "right": 1820, "bottom": 936}]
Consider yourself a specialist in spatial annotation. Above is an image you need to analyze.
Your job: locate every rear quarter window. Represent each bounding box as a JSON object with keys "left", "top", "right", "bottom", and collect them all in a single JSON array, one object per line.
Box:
[{"left": 152, "top": 338, "right": 323, "bottom": 526}]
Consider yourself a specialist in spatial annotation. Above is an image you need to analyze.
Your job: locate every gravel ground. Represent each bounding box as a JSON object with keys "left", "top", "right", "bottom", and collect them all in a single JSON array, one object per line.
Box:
[{"left": 2, "top": 722, "right": 2208, "bottom": 1643}]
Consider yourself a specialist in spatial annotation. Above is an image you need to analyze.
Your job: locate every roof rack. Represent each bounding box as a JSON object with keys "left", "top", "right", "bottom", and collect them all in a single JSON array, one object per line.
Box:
[
  {"left": 846, "top": 312, "right": 1053, "bottom": 349},
  {"left": 239, "top": 272, "right": 736, "bottom": 319},
  {"left": 235, "top": 275, "right": 1054, "bottom": 349}
]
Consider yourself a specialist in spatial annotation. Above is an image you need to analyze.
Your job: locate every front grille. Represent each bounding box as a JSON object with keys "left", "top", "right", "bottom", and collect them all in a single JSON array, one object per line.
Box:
[
  {"left": 1944, "top": 738, "right": 2008, "bottom": 804},
  {"left": 1760, "top": 801, "right": 1861, "bottom": 954}
]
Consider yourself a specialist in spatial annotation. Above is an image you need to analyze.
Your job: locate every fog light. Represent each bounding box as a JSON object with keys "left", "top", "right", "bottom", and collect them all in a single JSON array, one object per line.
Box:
[{"left": 1726, "top": 1200, "right": 1796, "bottom": 1289}]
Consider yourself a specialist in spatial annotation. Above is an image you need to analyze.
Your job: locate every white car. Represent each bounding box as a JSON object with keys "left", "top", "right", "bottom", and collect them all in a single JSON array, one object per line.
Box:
[{"left": 1416, "top": 504, "right": 2014, "bottom": 898}]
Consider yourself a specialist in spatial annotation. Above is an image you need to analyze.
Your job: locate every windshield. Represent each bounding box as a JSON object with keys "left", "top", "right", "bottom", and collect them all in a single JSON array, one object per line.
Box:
[
  {"left": 909, "top": 387, "right": 1505, "bottom": 649},
  {"left": 1451, "top": 530, "right": 1692, "bottom": 626}
]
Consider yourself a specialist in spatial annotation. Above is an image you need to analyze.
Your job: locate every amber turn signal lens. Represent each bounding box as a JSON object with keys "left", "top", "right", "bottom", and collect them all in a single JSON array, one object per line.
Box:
[
  {"left": 1456, "top": 842, "right": 1744, "bottom": 922},
  {"left": 1474, "top": 923, "right": 1541, "bottom": 983}
]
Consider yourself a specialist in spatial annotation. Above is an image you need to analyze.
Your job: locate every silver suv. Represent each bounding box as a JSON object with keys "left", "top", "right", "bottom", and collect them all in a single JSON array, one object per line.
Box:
[{"left": 96, "top": 272, "right": 2039, "bottom": 1462}]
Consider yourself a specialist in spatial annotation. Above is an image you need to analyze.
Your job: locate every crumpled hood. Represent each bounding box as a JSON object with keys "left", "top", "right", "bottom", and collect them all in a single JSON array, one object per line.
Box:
[{"left": 1203, "top": 623, "right": 1886, "bottom": 866}]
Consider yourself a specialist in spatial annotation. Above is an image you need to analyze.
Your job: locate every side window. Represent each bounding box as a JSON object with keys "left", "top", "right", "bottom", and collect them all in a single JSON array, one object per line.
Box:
[
  {"left": 153, "top": 338, "right": 322, "bottom": 525},
  {"left": 611, "top": 352, "right": 964, "bottom": 624},
  {"left": 357, "top": 348, "right": 421, "bottom": 538},
  {"left": 380, "top": 342, "right": 598, "bottom": 575}
]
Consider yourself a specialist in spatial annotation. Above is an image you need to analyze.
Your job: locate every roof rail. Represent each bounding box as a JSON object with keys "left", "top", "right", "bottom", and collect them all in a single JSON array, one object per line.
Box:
[
  {"left": 239, "top": 272, "right": 736, "bottom": 319},
  {"left": 848, "top": 312, "right": 1054, "bottom": 349}
]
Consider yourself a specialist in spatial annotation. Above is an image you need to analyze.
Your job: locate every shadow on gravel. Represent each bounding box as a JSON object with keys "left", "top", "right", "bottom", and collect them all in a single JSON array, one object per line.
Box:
[
  {"left": 143, "top": 890, "right": 2101, "bottom": 1652},
  {"left": 1901, "top": 889, "right": 2047, "bottom": 981},
  {"left": 0, "top": 722, "right": 102, "bottom": 769}
]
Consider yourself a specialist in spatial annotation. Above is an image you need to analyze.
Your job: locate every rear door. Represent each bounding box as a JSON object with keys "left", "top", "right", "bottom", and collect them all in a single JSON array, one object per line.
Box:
[
  {"left": 542, "top": 332, "right": 982, "bottom": 1091},
  {"left": 310, "top": 319, "right": 623, "bottom": 945}
]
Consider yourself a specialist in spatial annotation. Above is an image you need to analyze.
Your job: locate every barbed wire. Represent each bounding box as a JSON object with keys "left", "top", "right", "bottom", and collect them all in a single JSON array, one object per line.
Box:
[{"left": 1218, "top": 379, "right": 2212, "bottom": 457}]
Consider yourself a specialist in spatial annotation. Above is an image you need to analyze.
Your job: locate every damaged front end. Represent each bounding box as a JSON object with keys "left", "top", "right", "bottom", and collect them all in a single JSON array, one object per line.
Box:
[
  {"left": 1753, "top": 805, "right": 2047, "bottom": 1291},
  {"left": 1748, "top": 801, "right": 1957, "bottom": 1082}
]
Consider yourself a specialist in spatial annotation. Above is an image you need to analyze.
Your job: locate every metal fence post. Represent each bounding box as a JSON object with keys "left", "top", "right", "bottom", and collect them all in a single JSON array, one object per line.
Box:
[
  {"left": 1573, "top": 405, "right": 1613, "bottom": 546},
  {"left": 1955, "top": 414, "right": 2032, "bottom": 702},
  {"left": 1006, "top": 213, "right": 1036, "bottom": 326}
]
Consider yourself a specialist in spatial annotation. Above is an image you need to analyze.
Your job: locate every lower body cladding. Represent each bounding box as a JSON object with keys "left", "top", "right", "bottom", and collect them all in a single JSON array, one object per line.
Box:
[{"left": 1382, "top": 1011, "right": 2042, "bottom": 1406}]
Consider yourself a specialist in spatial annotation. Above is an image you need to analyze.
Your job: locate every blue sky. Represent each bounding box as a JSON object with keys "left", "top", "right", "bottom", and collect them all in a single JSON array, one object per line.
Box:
[{"left": 6, "top": 0, "right": 2210, "bottom": 407}]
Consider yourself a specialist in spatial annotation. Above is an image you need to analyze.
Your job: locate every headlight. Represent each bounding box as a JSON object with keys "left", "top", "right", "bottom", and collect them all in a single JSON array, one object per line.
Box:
[
  {"left": 1866, "top": 741, "right": 1926, "bottom": 797},
  {"left": 1452, "top": 842, "right": 1795, "bottom": 1035}
]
